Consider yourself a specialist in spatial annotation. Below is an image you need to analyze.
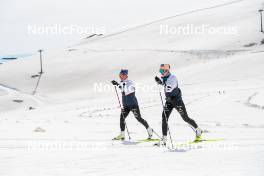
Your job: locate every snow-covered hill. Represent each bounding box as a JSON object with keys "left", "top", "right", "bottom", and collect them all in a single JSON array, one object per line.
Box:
[{"left": 0, "top": 0, "right": 264, "bottom": 175}]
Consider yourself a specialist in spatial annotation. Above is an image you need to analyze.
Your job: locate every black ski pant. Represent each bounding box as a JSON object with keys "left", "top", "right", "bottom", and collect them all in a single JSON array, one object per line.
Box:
[
  {"left": 120, "top": 105, "right": 149, "bottom": 131},
  {"left": 162, "top": 98, "right": 198, "bottom": 136}
]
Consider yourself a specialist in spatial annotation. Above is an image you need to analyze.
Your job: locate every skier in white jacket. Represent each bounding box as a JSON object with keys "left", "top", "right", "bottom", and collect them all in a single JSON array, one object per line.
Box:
[
  {"left": 155, "top": 64, "right": 202, "bottom": 145},
  {"left": 111, "top": 69, "right": 153, "bottom": 140}
]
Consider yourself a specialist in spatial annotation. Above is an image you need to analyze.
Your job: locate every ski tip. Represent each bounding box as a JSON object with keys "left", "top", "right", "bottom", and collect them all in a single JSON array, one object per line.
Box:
[{"left": 190, "top": 138, "right": 225, "bottom": 144}]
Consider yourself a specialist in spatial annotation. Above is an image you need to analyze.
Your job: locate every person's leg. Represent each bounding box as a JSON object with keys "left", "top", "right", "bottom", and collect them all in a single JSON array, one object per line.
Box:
[
  {"left": 174, "top": 99, "right": 198, "bottom": 129},
  {"left": 131, "top": 106, "right": 149, "bottom": 129},
  {"left": 120, "top": 106, "right": 130, "bottom": 131},
  {"left": 162, "top": 102, "right": 173, "bottom": 136}
]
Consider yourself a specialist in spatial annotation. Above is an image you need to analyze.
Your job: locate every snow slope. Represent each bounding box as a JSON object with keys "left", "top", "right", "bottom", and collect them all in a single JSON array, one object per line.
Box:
[
  {"left": 0, "top": 0, "right": 237, "bottom": 55},
  {"left": 0, "top": 0, "right": 264, "bottom": 175}
]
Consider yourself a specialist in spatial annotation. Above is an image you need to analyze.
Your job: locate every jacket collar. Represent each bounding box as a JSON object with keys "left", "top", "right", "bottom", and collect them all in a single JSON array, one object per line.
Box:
[{"left": 162, "top": 73, "right": 171, "bottom": 82}]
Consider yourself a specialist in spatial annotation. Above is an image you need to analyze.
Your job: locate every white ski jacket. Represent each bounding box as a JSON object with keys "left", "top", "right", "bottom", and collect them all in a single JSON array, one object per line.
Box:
[
  {"left": 119, "top": 79, "right": 138, "bottom": 107},
  {"left": 162, "top": 73, "right": 181, "bottom": 98}
]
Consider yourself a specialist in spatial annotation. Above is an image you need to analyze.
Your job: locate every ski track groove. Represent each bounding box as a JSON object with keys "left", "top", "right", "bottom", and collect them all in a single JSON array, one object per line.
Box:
[
  {"left": 0, "top": 83, "right": 45, "bottom": 105},
  {"left": 245, "top": 92, "right": 264, "bottom": 110}
]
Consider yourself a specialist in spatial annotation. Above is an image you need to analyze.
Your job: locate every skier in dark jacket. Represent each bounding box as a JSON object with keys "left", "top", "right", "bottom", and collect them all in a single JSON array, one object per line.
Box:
[
  {"left": 111, "top": 69, "right": 153, "bottom": 140},
  {"left": 155, "top": 64, "right": 202, "bottom": 145}
]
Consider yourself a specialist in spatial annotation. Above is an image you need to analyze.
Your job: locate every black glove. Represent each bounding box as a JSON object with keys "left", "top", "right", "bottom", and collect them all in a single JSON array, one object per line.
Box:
[
  {"left": 111, "top": 80, "right": 119, "bottom": 86},
  {"left": 155, "top": 76, "right": 163, "bottom": 85}
]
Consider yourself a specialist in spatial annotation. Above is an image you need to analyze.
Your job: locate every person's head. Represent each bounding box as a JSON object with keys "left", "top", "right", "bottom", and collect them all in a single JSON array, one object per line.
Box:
[
  {"left": 159, "top": 64, "right": 170, "bottom": 77},
  {"left": 119, "top": 69, "right": 128, "bottom": 81}
]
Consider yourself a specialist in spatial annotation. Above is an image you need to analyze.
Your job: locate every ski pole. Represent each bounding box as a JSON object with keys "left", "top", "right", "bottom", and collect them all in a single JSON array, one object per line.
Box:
[
  {"left": 158, "top": 87, "right": 174, "bottom": 148},
  {"left": 152, "top": 128, "right": 163, "bottom": 140},
  {"left": 114, "top": 86, "right": 131, "bottom": 140}
]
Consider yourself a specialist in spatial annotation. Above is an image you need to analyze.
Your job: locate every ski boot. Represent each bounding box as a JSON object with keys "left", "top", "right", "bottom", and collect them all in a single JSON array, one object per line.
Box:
[
  {"left": 113, "top": 131, "right": 125, "bottom": 140},
  {"left": 154, "top": 136, "right": 167, "bottom": 147},
  {"left": 147, "top": 127, "right": 153, "bottom": 139},
  {"left": 194, "top": 127, "right": 203, "bottom": 142}
]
